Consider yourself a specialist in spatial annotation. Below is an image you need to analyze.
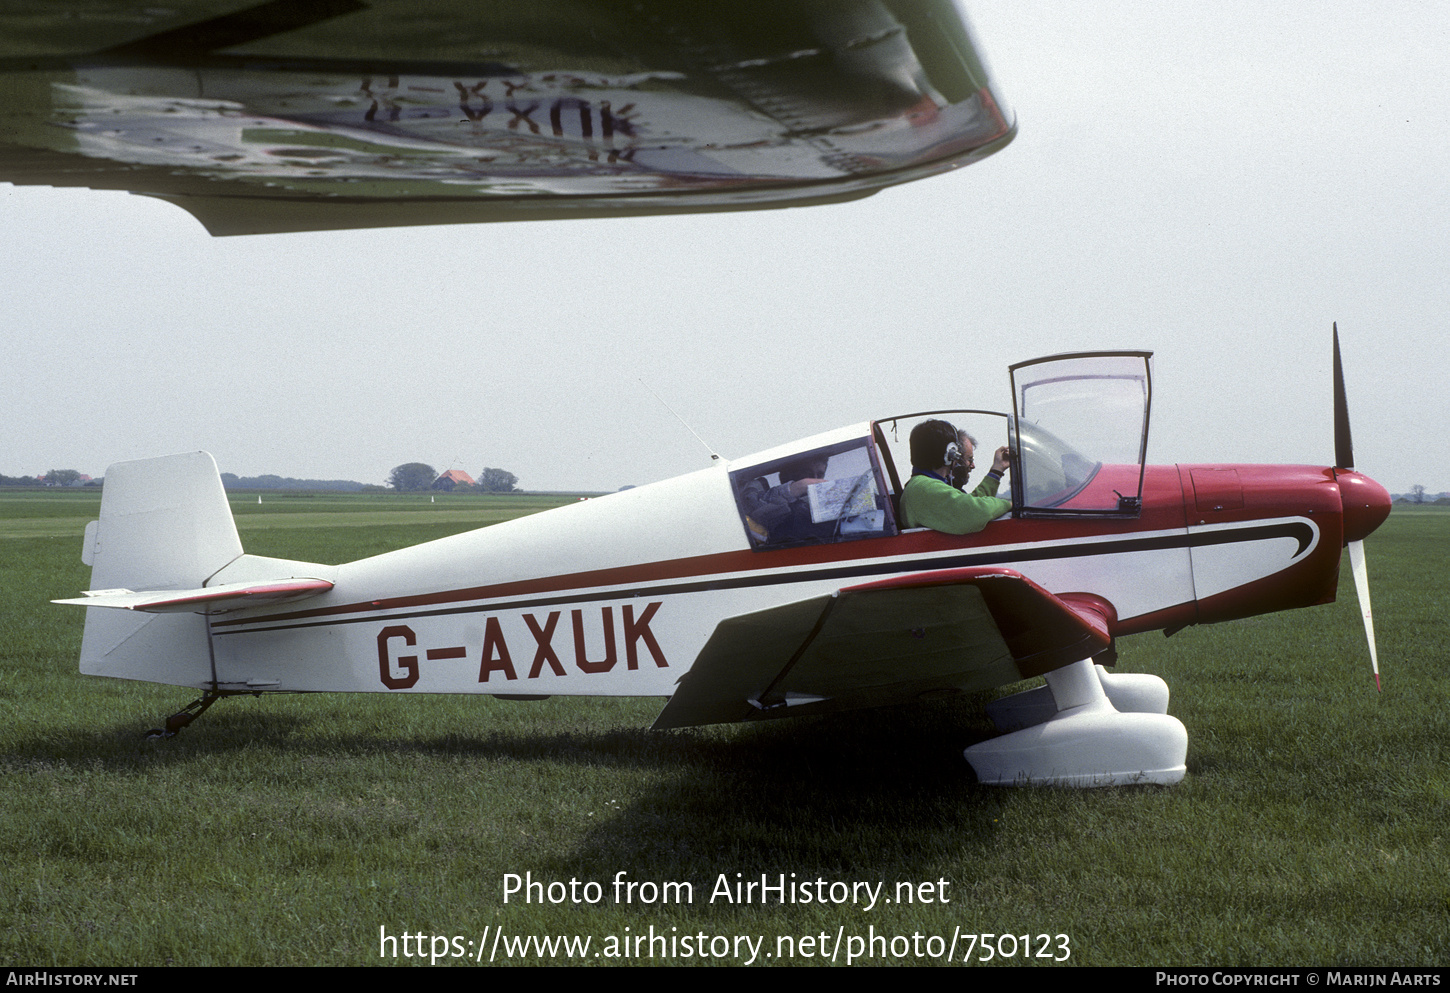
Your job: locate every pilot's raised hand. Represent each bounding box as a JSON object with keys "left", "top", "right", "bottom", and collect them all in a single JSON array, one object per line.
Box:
[{"left": 991, "top": 446, "right": 1011, "bottom": 474}]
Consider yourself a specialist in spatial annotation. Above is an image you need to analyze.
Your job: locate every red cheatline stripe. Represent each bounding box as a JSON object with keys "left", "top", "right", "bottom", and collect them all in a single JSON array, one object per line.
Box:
[{"left": 212, "top": 532, "right": 949, "bottom": 628}]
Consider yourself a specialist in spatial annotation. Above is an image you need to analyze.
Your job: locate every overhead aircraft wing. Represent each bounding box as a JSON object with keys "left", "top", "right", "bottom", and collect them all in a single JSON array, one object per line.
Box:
[
  {"left": 0, "top": 0, "right": 1012, "bottom": 235},
  {"left": 652, "top": 567, "right": 1114, "bottom": 729},
  {"left": 53, "top": 578, "right": 333, "bottom": 614}
]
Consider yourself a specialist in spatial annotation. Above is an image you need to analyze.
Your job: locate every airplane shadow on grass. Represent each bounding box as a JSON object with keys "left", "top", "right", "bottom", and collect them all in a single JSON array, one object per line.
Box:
[
  {"left": 516, "top": 699, "right": 1029, "bottom": 889},
  {"left": 30, "top": 691, "right": 1024, "bottom": 876}
]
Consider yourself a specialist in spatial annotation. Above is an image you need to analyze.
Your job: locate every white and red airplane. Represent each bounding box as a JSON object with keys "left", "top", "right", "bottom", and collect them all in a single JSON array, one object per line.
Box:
[{"left": 55, "top": 339, "right": 1391, "bottom": 787}]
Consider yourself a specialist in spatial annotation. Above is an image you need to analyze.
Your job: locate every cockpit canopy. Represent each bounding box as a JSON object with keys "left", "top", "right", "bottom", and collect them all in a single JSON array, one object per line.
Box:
[{"left": 727, "top": 351, "right": 1153, "bottom": 549}]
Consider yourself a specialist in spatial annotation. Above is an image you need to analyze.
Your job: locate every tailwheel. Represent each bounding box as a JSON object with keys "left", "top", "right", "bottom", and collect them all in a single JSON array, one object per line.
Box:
[{"left": 144, "top": 691, "right": 225, "bottom": 740}]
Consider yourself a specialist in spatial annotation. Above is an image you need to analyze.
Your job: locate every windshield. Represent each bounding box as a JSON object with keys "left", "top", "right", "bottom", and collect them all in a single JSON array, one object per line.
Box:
[{"left": 1013, "top": 417, "right": 1101, "bottom": 508}]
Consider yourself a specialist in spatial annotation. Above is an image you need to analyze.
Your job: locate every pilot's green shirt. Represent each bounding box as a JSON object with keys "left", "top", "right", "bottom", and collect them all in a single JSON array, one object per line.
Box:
[{"left": 900, "top": 472, "right": 1010, "bottom": 534}]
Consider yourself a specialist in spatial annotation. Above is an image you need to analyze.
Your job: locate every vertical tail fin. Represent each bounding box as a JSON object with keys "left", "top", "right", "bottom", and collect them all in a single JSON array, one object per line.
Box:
[{"left": 77, "top": 452, "right": 242, "bottom": 686}]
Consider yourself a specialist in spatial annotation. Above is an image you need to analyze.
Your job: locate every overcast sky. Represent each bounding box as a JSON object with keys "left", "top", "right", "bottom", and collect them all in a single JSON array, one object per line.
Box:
[{"left": 3, "top": 1, "right": 1446, "bottom": 495}]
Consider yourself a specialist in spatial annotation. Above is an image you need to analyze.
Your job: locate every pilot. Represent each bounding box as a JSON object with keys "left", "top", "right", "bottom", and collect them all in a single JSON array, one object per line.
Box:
[
  {"left": 740, "top": 456, "right": 831, "bottom": 543},
  {"left": 900, "top": 420, "right": 1011, "bottom": 534}
]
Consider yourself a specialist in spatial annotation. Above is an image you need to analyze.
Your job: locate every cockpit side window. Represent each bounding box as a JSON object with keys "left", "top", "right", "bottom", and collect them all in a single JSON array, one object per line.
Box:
[
  {"left": 731, "top": 438, "right": 897, "bottom": 549},
  {"left": 874, "top": 410, "right": 1013, "bottom": 509}
]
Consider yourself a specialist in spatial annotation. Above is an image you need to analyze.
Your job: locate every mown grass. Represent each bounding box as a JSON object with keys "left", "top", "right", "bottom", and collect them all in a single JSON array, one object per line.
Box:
[{"left": 1, "top": 495, "right": 1445, "bottom": 966}]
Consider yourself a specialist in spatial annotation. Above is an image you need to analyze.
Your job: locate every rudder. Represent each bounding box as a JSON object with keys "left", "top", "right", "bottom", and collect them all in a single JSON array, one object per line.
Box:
[{"left": 78, "top": 452, "right": 242, "bottom": 686}]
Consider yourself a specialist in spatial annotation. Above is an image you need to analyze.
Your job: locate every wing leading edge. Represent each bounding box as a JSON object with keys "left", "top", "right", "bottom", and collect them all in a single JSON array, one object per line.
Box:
[{"left": 652, "top": 567, "right": 1113, "bottom": 729}]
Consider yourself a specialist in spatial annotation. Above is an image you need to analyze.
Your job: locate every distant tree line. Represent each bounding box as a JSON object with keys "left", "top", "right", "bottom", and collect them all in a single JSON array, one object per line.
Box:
[
  {"left": 0, "top": 469, "right": 98, "bottom": 487},
  {"left": 3, "top": 464, "right": 531, "bottom": 493},
  {"left": 388, "top": 463, "right": 519, "bottom": 493},
  {"left": 1394, "top": 484, "right": 1450, "bottom": 506},
  {"left": 2, "top": 465, "right": 521, "bottom": 492},
  {"left": 220, "top": 473, "right": 366, "bottom": 491},
  {"left": 476, "top": 467, "right": 519, "bottom": 493}
]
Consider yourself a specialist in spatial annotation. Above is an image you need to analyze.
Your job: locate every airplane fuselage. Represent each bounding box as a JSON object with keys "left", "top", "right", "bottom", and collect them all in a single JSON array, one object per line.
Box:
[{"left": 193, "top": 456, "right": 1377, "bottom": 704}]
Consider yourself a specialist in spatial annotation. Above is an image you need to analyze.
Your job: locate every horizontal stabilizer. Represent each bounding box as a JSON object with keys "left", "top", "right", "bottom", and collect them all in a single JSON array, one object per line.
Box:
[{"left": 54, "top": 578, "right": 332, "bottom": 614}]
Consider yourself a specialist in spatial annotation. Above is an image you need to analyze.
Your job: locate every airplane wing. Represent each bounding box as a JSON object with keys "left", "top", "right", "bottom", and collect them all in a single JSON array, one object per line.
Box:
[
  {"left": 652, "top": 567, "right": 1113, "bottom": 729},
  {"left": 0, "top": 1, "right": 1012, "bottom": 235},
  {"left": 53, "top": 578, "right": 334, "bottom": 614}
]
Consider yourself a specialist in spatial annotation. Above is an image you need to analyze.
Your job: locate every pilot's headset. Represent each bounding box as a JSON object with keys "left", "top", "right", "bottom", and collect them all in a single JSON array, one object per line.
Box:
[{"left": 910, "top": 419, "right": 965, "bottom": 486}]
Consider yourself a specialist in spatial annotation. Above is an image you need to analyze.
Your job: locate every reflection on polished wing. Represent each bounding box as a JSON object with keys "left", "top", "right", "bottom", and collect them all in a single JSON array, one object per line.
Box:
[{"left": 0, "top": 0, "right": 1014, "bottom": 234}]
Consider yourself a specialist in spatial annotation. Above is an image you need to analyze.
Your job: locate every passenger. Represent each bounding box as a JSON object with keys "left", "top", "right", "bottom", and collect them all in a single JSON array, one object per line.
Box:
[
  {"left": 739, "top": 456, "right": 831, "bottom": 543},
  {"left": 900, "top": 420, "right": 1011, "bottom": 534}
]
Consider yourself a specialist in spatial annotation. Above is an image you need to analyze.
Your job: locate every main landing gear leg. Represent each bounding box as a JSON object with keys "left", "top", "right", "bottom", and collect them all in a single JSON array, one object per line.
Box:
[
  {"left": 145, "top": 691, "right": 225, "bottom": 740},
  {"left": 983, "top": 664, "right": 1171, "bottom": 731},
  {"left": 965, "top": 659, "right": 1187, "bottom": 787}
]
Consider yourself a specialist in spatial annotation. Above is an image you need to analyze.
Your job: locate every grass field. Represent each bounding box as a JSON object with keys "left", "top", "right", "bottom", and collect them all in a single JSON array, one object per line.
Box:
[{"left": 1, "top": 493, "right": 1445, "bottom": 966}]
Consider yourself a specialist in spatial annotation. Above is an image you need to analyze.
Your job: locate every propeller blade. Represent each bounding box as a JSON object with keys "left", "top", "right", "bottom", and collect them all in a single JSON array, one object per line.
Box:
[
  {"left": 1333, "top": 322, "right": 1355, "bottom": 469},
  {"left": 1335, "top": 327, "right": 1379, "bottom": 689},
  {"left": 1347, "top": 539, "right": 1380, "bottom": 691}
]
